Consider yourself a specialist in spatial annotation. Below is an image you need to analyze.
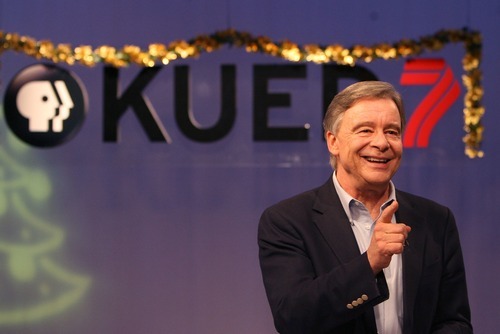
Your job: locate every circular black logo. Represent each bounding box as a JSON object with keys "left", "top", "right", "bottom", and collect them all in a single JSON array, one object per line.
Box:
[{"left": 4, "top": 63, "right": 87, "bottom": 147}]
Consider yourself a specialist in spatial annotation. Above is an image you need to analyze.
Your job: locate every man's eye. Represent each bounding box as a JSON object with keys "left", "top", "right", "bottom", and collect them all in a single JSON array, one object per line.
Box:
[{"left": 386, "top": 130, "right": 400, "bottom": 136}]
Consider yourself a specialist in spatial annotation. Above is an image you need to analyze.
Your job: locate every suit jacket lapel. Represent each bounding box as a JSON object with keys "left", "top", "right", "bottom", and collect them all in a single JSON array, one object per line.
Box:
[
  {"left": 396, "top": 191, "right": 427, "bottom": 332},
  {"left": 311, "top": 179, "right": 361, "bottom": 263}
]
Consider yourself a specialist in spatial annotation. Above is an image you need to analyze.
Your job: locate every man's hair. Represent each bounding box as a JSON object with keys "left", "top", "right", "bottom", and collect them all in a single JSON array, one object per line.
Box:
[{"left": 322, "top": 81, "right": 406, "bottom": 169}]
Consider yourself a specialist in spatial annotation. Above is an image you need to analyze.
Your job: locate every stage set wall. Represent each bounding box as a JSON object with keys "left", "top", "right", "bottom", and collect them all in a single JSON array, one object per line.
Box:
[{"left": 0, "top": 1, "right": 498, "bottom": 333}]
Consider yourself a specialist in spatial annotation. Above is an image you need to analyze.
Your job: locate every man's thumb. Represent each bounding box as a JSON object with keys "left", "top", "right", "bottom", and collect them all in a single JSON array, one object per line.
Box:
[{"left": 378, "top": 200, "right": 398, "bottom": 223}]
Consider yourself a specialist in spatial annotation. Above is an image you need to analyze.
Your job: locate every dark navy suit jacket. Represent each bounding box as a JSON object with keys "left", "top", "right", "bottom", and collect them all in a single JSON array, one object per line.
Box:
[{"left": 258, "top": 177, "right": 472, "bottom": 333}]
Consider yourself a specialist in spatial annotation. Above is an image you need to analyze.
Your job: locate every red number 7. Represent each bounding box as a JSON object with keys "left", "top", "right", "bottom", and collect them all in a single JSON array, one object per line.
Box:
[{"left": 400, "top": 59, "right": 461, "bottom": 148}]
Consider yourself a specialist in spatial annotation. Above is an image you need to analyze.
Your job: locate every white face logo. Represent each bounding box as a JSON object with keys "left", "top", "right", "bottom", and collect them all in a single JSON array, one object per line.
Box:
[
  {"left": 16, "top": 80, "right": 74, "bottom": 133},
  {"left": 4, "top": 63, "right": 87, "bottom": 147}
]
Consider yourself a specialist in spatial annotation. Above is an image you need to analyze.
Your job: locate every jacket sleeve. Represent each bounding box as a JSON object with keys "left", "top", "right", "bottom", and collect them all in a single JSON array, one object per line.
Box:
[{"left": 258, "top": 204, "right": 388, "bottom": 334}]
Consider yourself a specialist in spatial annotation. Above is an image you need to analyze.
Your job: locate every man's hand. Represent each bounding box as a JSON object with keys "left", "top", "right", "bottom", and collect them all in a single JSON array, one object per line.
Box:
[{"left": 367, "top": 200, "right": 411, "bottom": 274}]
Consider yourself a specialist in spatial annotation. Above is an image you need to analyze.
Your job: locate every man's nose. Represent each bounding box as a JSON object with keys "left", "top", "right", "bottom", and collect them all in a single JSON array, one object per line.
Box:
[{"left": 372, "top": 131, "right": 390, "bottom": 151}]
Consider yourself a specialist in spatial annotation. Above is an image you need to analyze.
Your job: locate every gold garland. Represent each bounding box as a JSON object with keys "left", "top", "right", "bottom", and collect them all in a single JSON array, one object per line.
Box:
[{"left": 0, "top": 28, "right": 483, "bottom": 158}]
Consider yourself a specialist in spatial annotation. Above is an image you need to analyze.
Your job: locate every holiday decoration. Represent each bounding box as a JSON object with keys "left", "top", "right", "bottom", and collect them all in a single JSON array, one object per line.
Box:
[{"left": 0, "top": 110, "right": 91, "bottom": 324}]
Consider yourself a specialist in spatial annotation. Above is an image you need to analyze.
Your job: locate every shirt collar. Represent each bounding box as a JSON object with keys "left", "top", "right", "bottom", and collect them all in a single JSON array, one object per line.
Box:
[{"left": 331, "top": 171, "right": 396, "bottom": 222}]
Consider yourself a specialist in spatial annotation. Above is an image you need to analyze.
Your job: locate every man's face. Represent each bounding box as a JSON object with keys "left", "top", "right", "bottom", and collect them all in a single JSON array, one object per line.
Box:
[{"left": 326, "top": 98, "right": 403, "bottom": 194}]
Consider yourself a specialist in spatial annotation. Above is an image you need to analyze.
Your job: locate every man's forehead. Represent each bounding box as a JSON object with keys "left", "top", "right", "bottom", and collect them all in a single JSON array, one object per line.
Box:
[
  {"left": 347, "top": 97, "right": 398, "bottom": 111},
  {"left": 341, "top": 103, "right": 401, "bottom": 128},
  {"left": 345, "top": 99, "right": 399, "bottom": 116}
]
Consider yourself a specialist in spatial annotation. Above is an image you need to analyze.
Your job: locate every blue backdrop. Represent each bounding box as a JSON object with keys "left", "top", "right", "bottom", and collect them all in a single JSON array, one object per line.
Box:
[{"left": 0, "top": 1, "right": 498, "bottom": 333}]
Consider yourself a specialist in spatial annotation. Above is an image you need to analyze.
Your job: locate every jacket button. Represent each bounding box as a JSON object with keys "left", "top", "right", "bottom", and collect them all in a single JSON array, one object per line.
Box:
[
  {"left": 347, "top": 304, "right": 353, "bottom": 309},
  {"left": 361, "top": 294, "right": 368, "bottom": 301}
]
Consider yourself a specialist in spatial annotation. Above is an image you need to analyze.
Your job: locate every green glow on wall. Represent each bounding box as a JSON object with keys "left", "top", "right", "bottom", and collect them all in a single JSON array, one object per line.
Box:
[{"left": 0, "top": 106, "right": 91, "bottom": 325}]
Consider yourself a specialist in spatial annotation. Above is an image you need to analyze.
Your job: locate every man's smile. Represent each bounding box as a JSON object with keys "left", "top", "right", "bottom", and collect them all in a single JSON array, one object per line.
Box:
[{"left": 363, "top": 156, "right": 391, "bottom": 164}]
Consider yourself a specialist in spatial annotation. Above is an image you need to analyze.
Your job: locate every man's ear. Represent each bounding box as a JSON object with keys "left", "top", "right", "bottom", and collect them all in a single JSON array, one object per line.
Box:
[{"left": 326, "top": 131, "right": 339, "bottom": 156}]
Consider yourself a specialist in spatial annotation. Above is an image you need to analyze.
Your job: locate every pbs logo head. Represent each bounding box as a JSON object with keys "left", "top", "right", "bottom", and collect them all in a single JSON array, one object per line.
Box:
[{"left": 4, "top": 63, "right": 87, "bottom": 147}]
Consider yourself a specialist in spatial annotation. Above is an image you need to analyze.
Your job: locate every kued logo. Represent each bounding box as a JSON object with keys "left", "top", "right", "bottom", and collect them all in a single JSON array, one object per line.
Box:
[{"left": 3, "top": 63, "right": 87, "bottom": 147}]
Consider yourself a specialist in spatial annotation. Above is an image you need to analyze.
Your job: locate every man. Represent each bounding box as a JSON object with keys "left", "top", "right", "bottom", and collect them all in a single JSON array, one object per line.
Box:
[{"left": 258, "top": 81, "right": 472, "bottom": 333}]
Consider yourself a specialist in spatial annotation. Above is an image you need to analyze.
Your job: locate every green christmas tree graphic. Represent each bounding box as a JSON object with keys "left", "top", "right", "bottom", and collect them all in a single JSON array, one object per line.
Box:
[{"left": 0, "top": 107, "right": 91, "bottom": 325}]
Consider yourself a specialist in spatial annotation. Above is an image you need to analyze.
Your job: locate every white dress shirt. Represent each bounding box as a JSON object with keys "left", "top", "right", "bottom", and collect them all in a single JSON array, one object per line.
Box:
[{"left": 332, "top": 173, "right": 403, "bottom": 334}]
